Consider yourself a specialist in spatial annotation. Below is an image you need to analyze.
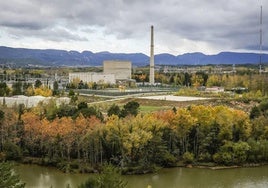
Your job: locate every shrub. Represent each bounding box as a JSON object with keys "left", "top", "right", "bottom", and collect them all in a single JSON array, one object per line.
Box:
[
  {"left": 3, "top": 142, "right": 22, "bottom": 161},
  {"left": 213, "top": 152, "right": 233, "bottom": 165},
  {"left": 182, "top": 152, "right": 194, "bottom": 164},
  {"left": 78, "top": 164, "right": 127, "bottom": 188},
  {"left": 198, "top": 152, "right": 212, "bottom": 162}
]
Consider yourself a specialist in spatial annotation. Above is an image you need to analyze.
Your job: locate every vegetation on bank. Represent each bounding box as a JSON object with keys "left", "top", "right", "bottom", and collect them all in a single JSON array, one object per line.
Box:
[
  {"left": 0, "top": 162, "right": 25, "bottom": 188},
  {"left": 78, "top": 163, "right": 127, "bottom": 188},
  {"left": 0, "top": 96, "right": 268, "bottom": 175}
]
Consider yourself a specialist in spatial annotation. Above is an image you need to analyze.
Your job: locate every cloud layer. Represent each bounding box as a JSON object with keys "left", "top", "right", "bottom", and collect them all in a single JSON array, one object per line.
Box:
[{"left": 0, "top": 0, "right": 267, "bottom": 55}]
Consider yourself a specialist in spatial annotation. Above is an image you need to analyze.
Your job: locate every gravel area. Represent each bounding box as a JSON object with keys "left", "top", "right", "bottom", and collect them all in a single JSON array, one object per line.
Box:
[{"left": 138, "top": 95, "right": 209, "bottom": 101}]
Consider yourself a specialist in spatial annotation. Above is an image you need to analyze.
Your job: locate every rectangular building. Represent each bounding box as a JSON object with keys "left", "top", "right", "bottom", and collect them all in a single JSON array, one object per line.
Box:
[
  {"left": 69, "top": 72, "right": 116, "bottom": 84},
  {"left": 103, "top": 61, "right": 131, "bottom": 80}
]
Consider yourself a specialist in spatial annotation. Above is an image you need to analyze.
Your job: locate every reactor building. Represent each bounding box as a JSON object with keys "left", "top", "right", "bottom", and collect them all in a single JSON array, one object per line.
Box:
[{"left": 103, "top": 60, "right": 131, "bottom": 80}]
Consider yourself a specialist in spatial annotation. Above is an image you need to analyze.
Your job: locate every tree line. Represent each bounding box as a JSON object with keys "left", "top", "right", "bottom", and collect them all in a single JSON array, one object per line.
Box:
[
  {"left": 0, "top": 99, "right": 268, "bottom": 173},
  {"left": 0, "top": 79, "right": 60, "bottom": 97}
]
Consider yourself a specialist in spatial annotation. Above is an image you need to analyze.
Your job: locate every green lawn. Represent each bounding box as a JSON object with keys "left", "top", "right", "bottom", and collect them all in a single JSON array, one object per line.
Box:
[{"left": 139, "top": 105, "right": 169, "bottom": 113}]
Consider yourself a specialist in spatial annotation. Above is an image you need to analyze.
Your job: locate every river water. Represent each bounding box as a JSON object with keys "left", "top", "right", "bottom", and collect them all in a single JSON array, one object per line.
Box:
[{"left": 15, "top": 164, "right": 268, "bottom": 188}]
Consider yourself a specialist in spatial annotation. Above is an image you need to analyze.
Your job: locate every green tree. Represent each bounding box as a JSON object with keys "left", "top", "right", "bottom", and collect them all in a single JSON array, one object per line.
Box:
[
  {"left": 57, "top": 104, "right": 77, "bottom": 118},
  {"left": 233, "top": 141, "right": 250, "bottom": 164},
  {"left": 78, "top": 164, "right": 127, "bottom": 188},
  {"left": 107, "top": 104, "right": 121, "bottom": 117},
  {"left": 182, "top": 151, "right": 194, "bottom": 164},
  {"left": 78, "top": 176, "right": 97, "bottom": 188},
  {"left": 76, "top": 106, "right": 103, "bottom": 121},
  {"left": 22, "top": 83, "right": 32, "bottom": 96},
  {"left": 3, "top": 142, "right": 22, "bottom": 160},
  {"left": 258, "top": 100, "right": 268, "bottom": 117},
  {"left": 120, "top": 101, "right": 139, "bottom": 118},
  {"left": 52, "top": 81, "right": 59, "bottom": 96},
  {"left": 183, "top": 72, "right": 192, "bottom": 87},
  {"left": 250, "top": 106, "right": 261, "bottom": 119},
  {"left": 0, "top": 82, "right": 10, "bottom": 96},
  {"left": 12, "top": 82, "right": 23, "bottom": 95},
  {"left": 44, "top": 99, "right": 58, "bottom": 121},
  {"left": 97, "top": 164, "right": 127, "bottom": 188},
  {"left": 34, "top": 79, "right": 42, "bottom": 88},
  {"left": 77, "top": 102, "right": 88, "bottom": 110},
  {"left": 0, "top": 162, "right": 25, "bottom": 188},
  {"left": 0, "top": 110, "right": 4, "bottom": 151},
  {"left": 68, "top": 90, "right": 78, "bottom": 104}
]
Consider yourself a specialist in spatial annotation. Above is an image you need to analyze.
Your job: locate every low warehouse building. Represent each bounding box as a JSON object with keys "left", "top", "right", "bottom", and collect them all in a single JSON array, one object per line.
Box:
[{"left": 69, "top": 72, "right": 116, "bottom": 84}]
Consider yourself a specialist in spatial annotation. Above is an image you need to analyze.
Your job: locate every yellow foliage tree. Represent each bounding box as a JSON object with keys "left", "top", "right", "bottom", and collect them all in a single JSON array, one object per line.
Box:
[{"left": 34, "top": 86, "right": 52, "bottom": 97}]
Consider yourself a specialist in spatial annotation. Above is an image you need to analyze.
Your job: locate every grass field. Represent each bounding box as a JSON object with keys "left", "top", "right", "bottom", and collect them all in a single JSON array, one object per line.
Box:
[{"left": 139, "top": 105, "right": 170, "bottom": 113}]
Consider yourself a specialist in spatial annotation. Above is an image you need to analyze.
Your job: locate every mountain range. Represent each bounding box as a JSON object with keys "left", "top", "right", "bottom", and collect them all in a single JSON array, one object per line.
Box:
[{"left": 0, "top": 46, "right": 267, "bottom": 67}]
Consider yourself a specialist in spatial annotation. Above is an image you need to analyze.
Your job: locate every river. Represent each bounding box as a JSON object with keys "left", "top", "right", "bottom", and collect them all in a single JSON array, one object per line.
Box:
[{"left": 15, "top": 164, "right": 268, "bottom": 188}]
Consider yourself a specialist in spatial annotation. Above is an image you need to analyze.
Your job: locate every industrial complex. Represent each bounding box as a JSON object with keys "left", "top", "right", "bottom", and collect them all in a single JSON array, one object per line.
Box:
[
  {"left": 69, "top": 26, "right": 155, "bottom": 86},
  {"left": 69, "top": 60, "right": 132, "bottom": 85}
]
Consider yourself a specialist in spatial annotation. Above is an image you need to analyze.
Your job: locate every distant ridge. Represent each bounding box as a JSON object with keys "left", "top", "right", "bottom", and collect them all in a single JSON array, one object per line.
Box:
[{"left": 0, "top": 46, "right": 268, "bottom": 67}]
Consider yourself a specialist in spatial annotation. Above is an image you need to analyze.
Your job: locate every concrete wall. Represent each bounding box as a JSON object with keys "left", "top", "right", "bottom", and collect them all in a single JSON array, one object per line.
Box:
[
  {"left": 92, "top": 74, "right": 116, "bottom": 84},
  {"left": 103, "top": 61, "right": 131, "bottom": 80},
  {"left": 69, "top": 72, "right": 92, "bottom": 83},
  {"left": 0, "top": 95, "right": 70, "bottom": 108},
  {"left": 69, "top": 72, "right": 116, "bottom": 84}
]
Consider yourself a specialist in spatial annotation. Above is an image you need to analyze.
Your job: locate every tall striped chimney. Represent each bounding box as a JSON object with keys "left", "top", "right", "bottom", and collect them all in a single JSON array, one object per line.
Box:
[{"left": 150, "top": 25, "right": 155, "bottom": 84}]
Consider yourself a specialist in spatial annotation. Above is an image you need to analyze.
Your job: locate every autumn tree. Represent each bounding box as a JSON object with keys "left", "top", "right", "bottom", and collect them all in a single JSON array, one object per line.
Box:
[
  {"left": 172, "top": 108, "right": 197, "bottom": 154},
  {"left": 34, "top": 86, "right": 52, "bottom": 97}
]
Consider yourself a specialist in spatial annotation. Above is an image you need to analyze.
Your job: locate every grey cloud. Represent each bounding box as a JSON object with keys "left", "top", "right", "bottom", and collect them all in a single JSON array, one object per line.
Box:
[
  {"left": 0, "top": 0, "right": 268, "bottom": 53},
  {"left": 7, "top": 27, "right": 88, "bottom": 42}
]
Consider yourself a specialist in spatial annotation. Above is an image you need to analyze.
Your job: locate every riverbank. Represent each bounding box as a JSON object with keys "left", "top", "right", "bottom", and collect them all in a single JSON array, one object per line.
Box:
[
  {"left": 20, "top": 156, "right": 161, "bottom": 175},
  {"left": 19, "top": 157, "right": 268, "bottom": 175},
  {"left": 191, "top": 162, "right": 268, "bottom": 170},
  {"left": 15, "top": 163, "right": 268, "bottom": 188}
]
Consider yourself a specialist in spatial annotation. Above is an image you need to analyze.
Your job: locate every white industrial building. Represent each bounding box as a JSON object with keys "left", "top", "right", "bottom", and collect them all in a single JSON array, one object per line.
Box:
[
  {"left": 69, "top": 61, "right": 132, "bottom": 84},
  {"left": 69, "top": 72, "right": 116, "bottom": 84},
  {"left": 0, "top": 95, "right": 70, "bottom": 108},
  {"left": 103, "top": 61, "right": 131, "bottom": 80}
]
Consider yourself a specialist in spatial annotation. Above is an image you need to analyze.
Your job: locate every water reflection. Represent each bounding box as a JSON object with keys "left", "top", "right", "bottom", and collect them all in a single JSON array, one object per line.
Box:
[{"left": 15, "top": 165, "right": 268, "bottom": 188}]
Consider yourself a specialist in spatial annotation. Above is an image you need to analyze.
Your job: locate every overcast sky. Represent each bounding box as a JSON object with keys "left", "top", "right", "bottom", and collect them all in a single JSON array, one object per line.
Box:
[{"left": 0, "top": 0, "right": 267, "bottom": 55}]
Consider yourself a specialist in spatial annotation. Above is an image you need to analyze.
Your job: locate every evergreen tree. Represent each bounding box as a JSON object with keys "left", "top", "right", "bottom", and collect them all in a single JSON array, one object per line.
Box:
[
  {"left": 0, "top": 82, "right": 10, "bottom": 96},
  {"left": 107, "top": 104, "right": 121, "bottom": 117},
  {"left": 120, "top": 101, "right": 139, "bottom": 118},
  {"left": 78, "top": 164, "right": 127, "bottom": 188},
  {"left": 0, "top": 162, "right": 25, "bottom": 188},
  {"left": 12, "top": 82, "right": 23, "bottom": 95},
  {"left": 34, "top": 79, "right": 42, "bottom": 88},
  {"left": 52, "top": 81, "right": 59, "bottom": 96}
]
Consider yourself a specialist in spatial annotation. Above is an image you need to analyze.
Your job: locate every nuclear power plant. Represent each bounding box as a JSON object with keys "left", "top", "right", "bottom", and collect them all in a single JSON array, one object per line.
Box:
[{"left": 69, "top": 25, "right": 157, "bottom": 87}]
